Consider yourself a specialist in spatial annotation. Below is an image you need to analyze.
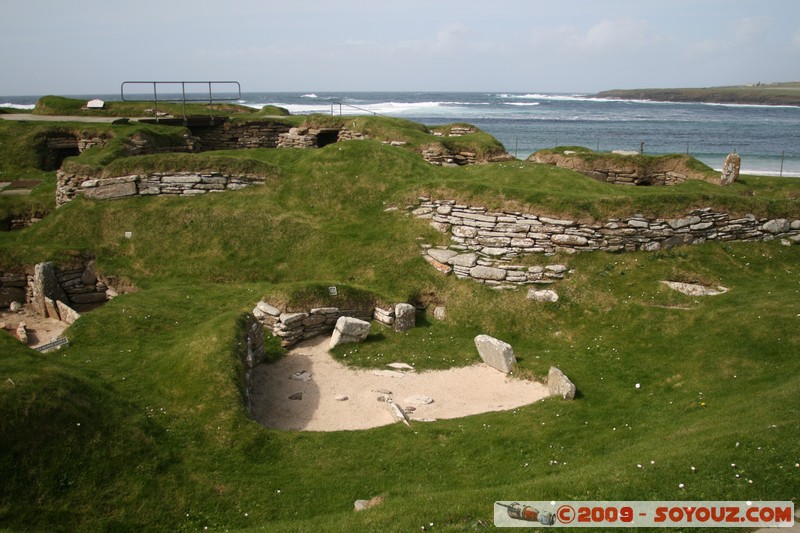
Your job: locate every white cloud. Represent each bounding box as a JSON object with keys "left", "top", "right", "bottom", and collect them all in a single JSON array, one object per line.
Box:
[
  {"left": 344, "top": 39, "right": 372, "bottom": 47},
  {"left": 526, "top": 17, "right": 665, "bottom": 59},
  {"left": 389, "top": 22, "right": 498, "bottom": 55},
  {"left": 733, "top": 16, "right": 772, "bottom": 45},
  {"left": 790, "top": 27, "right": 800, "bottom": 53},
  {"left": 582, "top": 17, "right": 658, "bottom": 53}
]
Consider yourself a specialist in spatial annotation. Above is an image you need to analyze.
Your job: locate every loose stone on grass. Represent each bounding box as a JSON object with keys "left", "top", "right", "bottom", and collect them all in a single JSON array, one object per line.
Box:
[
  {"left": 474, "top": 334, "right": 516, "bottom": 373},
  {"left": 527, "top": 289, "right": 559, "bottom": 302},
  {"left": 661, "top": 281, "right": 729, "bottom": 296},
  {"left": 394, "top": 303, "right": 416, "bottom": 332},
  {"left": 548, "top": 367, "right": 576, "bottom": 400}
]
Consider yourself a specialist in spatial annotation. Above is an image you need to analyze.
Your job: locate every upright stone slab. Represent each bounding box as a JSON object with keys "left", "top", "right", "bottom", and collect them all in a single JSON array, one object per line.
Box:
[
  {"left": 720, "top": 152, "right": 740, "bottom": 186},
  {"left": 56, "top": 300, "right": 81, "bottom": 325},
  {"left": 394, "top": 303, "right": 416, "bottom": 332},
  {"left": 44, "top": 297, "right": 61, "bottom": 321},
  {"left": 329, "top": 316, "right": 371, "bottom": 349},
  {"left": 548, "top": 367, "right": 576, "bottom": 400},
  {"left": 32, "top": 262, "right": 67, "bottom": 315},
  {"left": 474, "top": 334, "right": 516, "bottom": 373}
]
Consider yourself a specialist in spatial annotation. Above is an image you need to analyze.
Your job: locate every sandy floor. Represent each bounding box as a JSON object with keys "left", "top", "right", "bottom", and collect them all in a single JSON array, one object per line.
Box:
[
  {"left": 250, "top": 335, "right": 550, "bottom": 431},
  {"left": 0, "top": 304, "right": 68, "bottom": 349}
]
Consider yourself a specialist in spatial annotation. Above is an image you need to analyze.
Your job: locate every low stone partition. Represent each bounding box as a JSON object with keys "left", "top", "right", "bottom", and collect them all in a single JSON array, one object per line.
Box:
[
  {"left": 252, "top": 300, "right": 411, "bottom": 348},
  {"left": 412, "top": 199, "right": 800, "bottom": 262},
  {"left": 421, "top": 146, "right": 514, "bottom": 167},
  {"left": 56, "top": 171, "right": 268, "bottom": 206}
]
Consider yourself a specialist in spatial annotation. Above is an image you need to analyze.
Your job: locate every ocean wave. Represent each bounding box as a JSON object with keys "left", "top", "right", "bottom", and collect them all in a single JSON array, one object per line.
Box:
[
  {"left": 504, "top": 102, "right": 541, "bottom": 107},
  {"left": 586, "top": 96, "right": 800, "bottom": 110},
  {"left": 0, "top": 103, "right": 35, "bottom": 110},
  {"left": 245, "top": 100, "right": 486, "bottom": 116},
  {"left": 301, "top": 93, "right": 318, "bottom": 98},
  {"left": 498, "top": 93, "right": 599, "bottom": 102},
  {"left": 699, "top": 101, "right": 800, "bottom": 110}
]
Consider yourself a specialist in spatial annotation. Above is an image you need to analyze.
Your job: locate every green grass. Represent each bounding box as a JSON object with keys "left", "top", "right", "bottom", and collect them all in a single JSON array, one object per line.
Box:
[
  {"left": 1, "top": 122, "right": 799, "bottom": 531},
  {"left": 32, "top": 95, "right": 258, "bottom": 118}
]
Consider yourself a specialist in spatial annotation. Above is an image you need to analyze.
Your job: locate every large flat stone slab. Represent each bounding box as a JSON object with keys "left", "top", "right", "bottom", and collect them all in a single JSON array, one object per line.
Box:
[
  {"left": 83, "top": 181, "right": 138, "bottom": 200},
  {"left": 474, "top": 334, "right": 516, "bottom": 373},
  {"left": 329, "top": 316, "right": 370, "bottom": 348},
  {"left": 661, "top": 281, "right": 729, "bottom": 296}
]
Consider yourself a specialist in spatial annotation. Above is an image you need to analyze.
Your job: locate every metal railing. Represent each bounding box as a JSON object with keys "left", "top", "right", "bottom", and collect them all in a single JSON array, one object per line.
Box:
[
  {"left": 329, "top": 101, "right": 384, "bottom": 116},
  {"left": 120, "top": 81, "right": 241, "bottom": 124}
]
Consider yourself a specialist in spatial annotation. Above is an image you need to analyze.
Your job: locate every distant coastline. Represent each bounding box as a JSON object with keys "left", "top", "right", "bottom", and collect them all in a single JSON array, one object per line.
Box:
[{"left": 595, "top": 81, "right": 800, "bottom": 107}]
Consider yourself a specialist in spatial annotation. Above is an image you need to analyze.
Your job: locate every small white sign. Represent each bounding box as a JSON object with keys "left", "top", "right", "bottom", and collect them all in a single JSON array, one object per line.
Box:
[
  {"left": 328, "top": 286, "right": 338, "bottom": 296},
  {"left": 86, "top": 99, "right": 105, "bottom": 109}
]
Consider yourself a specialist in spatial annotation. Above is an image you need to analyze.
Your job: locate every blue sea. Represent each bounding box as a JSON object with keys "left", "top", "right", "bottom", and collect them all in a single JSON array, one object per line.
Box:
[{"left": 3, "top": 91, "right": 799, "bottom": 176}]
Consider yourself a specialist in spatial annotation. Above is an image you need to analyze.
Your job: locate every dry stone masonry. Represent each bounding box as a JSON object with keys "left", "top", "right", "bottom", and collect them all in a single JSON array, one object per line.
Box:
[
  {"left": 190, "top": 120, "right": 368, "bottom": 151},
  {"left": 412, "top": 200, "right": 800, "bottom": 278},
  {"left": 57, "top": 171, "right": 269, "bottom": 206},
  {"left": 1, "top": 261, "right": 111, "bottom": 315},
  {"left": 236, "top": 313, "right": 266, "bottom": 413},
  {"left": 530, "top": 150, "right": 714, "bottom": 186},
  {"left": 252, "top": 300, "right": 416, "bottom": 348}
]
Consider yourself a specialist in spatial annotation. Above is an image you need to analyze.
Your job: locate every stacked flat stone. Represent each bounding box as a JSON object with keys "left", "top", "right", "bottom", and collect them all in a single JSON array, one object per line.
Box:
[
  {"left": 413, "top": 200, "right": 800, "bottom": 261},
  {"left": 57, "top": 171, "right": 268, "bottom": 206},
  {"left": 252, "top": 300, "right": 373, "bottom": 348}
]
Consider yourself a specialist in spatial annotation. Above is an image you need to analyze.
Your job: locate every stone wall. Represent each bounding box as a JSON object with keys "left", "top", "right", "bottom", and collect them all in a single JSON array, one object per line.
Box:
[
  {"left": 412, "top": 199, "right": 800, "bottom": 278},
  {"left": 189, "top": 120, "right": 369, "bottom": 151},
  {"left": 531, "top": 150, "right": 713, "bottom": 186},
  {"left": 0, "top": 261, "right": 110, "bottom": 313},
  {"left": 236, "top": 313, "right": 266, "bottom": 414},
  {"left": 0, "top": 272, "right": 28, "bottom": 309},
  {"left": 41, "top": 132, "right": 112, "bottom": 171},
  {"left": 56, "top": 171, "right": 268, "bottom": 206},
  {"left": 191, "top": 120, "right": 292, "bottom": 150},
  {"left": 252, "top": 301, "right": 401, "bottom": 348}
]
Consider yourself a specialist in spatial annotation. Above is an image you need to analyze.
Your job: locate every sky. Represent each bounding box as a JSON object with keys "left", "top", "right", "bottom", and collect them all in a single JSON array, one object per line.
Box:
[{"left": 1, "top": 0, "right": 799, "bottom": 96}]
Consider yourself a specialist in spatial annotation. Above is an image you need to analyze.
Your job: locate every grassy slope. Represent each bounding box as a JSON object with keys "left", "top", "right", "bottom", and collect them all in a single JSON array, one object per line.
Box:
[
  {"left": 1, "top": 140, "right": 799, "bottom": 531},
  {"left": 596, "top": 82, "right": 800, "bottom": 106}
]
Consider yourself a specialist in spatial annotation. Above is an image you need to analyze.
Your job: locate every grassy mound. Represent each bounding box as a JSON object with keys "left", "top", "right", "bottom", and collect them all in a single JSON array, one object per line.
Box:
[
  {"left": 33, "top": 95, "right": 258, "bottom": 118},
  {"left": 1, "top": 121, "right": 798, "bottom": 530},
  {"left": 531, "top": 146, "right": 720, "bottom": 184}
]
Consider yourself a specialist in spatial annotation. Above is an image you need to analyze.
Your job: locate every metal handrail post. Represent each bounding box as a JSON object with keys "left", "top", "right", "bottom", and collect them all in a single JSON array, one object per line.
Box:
[
  {"left": 153, "top": 82, "right": 159, "bottom": 123},
  {"left": 208, "top": 81, "right": 214, "bottom": 125},
  {"left": 181, "top": 82, "right": 187, "bottom": 125}
]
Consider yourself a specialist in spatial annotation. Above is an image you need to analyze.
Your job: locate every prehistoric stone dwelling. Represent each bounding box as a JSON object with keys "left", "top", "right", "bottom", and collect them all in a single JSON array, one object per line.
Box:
[{"left": 530, "top": 149, "right": 717, "bottom": 186}]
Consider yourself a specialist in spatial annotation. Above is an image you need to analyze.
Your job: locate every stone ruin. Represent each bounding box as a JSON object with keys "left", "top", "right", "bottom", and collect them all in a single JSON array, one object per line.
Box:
[{"left": 1, "top": 260, "right": 118, "bottom": 349}]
